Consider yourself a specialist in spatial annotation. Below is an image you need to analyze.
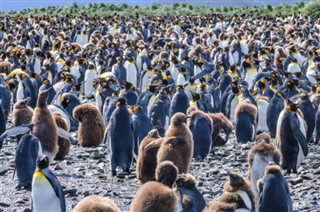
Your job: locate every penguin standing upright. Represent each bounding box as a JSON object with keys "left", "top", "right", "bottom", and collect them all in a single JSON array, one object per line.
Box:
[
  {"left": 15, "top": 134, "right": 42, "bottom": 190},
  {"left": 267, "top": 91, "right": 286, "bottom": 138},
  {"left": 235, "top": 102, "right": 258, "bottom": 143},
  {"left": 276, "top": 102, "right": 308, "bottom": 173},
  {"left": 125, "top": 56, "right": 139, "bottom": 88},
  {"left": 256, "top": 96, "right": 269, "bottom": 133},
  {"left": 169, "top": 85, "right": 190, "bottom": 118},
  {"left": 257, "top": 164, "right": 293, "bottom": 212},
  {"left": 84, "top": 63, "right": 98, "bottom": 98},
  {"left": 107, "top": 98, "right": 134, "bottom": 176},
  {"left": 157, "top": 113, "right": 193, "bottom": 174},
  {"left": 298, "top": 92, "right": 315, "bottom": 143},
  {"left": 32, "top": 155, "right": 65, "bottom": 212},
  {"left": 12, "top": 97, "right": 33, "bottom": 127},
  {"left": 247, "top": 132, "right": 281, "bottom": 195},
  {"left": 186, "top": 106, "right": 213, "bottom": 161}
]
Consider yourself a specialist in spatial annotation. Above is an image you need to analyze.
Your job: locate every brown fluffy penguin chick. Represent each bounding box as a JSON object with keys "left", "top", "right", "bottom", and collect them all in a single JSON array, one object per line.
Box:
[
  {"left": 12, "top": 97, "right": 33, "bottom": 126},
  {"left": 208, "top": 113, "right": 233, "bottom": 147},
  {"left": 223, "top": 172, "right": 256, "bottom": 212},
  {"left": 155, "top": 160, "right": 179, "bottom": 187},
  {"left": 157, "top": 113, "right": 193, "bottom": 174},
  {"left": 32, "top": 89, "right": 58, "bottom": 162},
  {"left": 203, "top": 193, "right": 240, "bottom": 212},
  {"left": 73, "top": 103, "right": 105, "bottom": 147},
  {"left": 74, "top": 195, "right": 120, "bottom": 212},
  {"left": 53, "top": 112, "right": 70, "bottom": 160},
  {"left": 247, "top": 132, "right": 281, "bottom": 195},
  {"left": 130, "top": 161, "right": 178, "bottom": 212},
  {"left": 136, "top": 129, "right": 162, "bottom": 184}
]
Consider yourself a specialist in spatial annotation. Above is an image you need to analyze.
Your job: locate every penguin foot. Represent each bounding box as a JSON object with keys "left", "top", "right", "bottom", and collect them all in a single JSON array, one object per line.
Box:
[
  {"left": 16, "top": 184, "right": 31, "bottom": 191},
  {"left": 124, "top": 168, "right": 131, "bottom": 174},
  {"left": 111, "top": 169, "right": 117, "bottom": 176}
]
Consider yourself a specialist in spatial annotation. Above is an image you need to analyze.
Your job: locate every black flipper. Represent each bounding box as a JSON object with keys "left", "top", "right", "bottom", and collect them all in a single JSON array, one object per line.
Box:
[
  {"left": 292, "top": 115, "right": 308, "bottom": 156},
  {"left": 0, "top": 124, "right": 33, "bottom": 150},
  {"left": 57, "top": 127, "right": 78, "bottom": 145}
]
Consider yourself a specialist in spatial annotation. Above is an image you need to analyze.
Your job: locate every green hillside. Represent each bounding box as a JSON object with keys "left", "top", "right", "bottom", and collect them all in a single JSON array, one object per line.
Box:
[{"left": 1, "top": 1, "right": 320, "bottom": 17}]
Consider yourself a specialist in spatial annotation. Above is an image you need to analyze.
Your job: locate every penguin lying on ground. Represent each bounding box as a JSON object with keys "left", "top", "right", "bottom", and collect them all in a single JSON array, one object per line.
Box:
[
  {"left": 157, "top": 112, "right": 193, "bottom": 174},
  {"left": 32, "top": 155, "right": 66, "bottom": 212},
  {"left": 208, "top": 112, "right": 233, "bottom": 147},
  {"left": 235, "top": 101, "right": 258, "bottom": 143},
  {"left": 204, "top": 192, "right": 247, "bottom": 212},
  {"left": 175, "top": 173, "right": 206, "bottom": 212},
  {"left": 131, "top": 161, "right": 178, "bottom": 212},
  {"left": 74, "top": 195, "right": 120, "bottom": 212},
  {"left": 247, "top": 132, "right": 281, "bottom": 195},
  {"left": 276, "top": 102, "right": 308, "bottom": 174},
  {"left": 257, "top": 163, "right": 292, "bottom": 212}
]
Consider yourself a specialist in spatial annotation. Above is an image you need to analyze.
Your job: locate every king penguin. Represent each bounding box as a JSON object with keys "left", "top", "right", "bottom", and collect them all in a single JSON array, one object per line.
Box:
[
  {"left": 32, "top": 155, "right": 65, "bottom": 212},
  {"left": 169, "top": 85, "right": 190, "bottom": 119},
  {"left": 257, "top": 163, "right": 293, "bottom": 212},
  {"left": 266, "top": 91, "right": 286, "bottom": 138},
  {"left": 107, "top": 98, "right": 134, "bottom": 176},
  {"left": 276, "top": 102, "right": 308, "bottom": 173}
]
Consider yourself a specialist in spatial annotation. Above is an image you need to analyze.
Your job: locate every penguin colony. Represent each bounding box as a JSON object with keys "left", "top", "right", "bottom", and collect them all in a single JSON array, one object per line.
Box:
[{"left": 0, "top": 11, "right": 320, "bottom": 211}]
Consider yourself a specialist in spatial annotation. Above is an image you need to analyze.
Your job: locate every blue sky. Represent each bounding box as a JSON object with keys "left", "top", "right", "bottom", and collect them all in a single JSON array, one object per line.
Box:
[{"left": 0, "top": 0, "right": 312, "bottom": 12}]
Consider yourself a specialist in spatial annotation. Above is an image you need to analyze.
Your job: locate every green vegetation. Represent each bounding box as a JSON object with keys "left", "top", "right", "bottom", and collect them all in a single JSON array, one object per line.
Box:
[{"left": 1, "top": 1, "right": 320, "bottom": 17}]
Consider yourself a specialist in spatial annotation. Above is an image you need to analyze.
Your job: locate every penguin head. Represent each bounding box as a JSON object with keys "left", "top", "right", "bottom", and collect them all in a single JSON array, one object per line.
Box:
[
  {"left": 191, "top": 91, "right": 201, "bottom": 101},
  {"left": 299, "top": 91, "right": 309, "bottom": 101},
  {"left": 155, "top": 161, "right": 178, "bottom": 188},
  {"left": 36, "top": 155, "right": 49, "bottom": 170},
  {"left": 122, "top": 81, "right": 135, "bottom": 90},
  {"left": 14, "top": 97, "right": 31, "bottom": 109},
  {"left": 37, "top": 87, "right": 52, "bottom": 107},
  {"left": 116, "top": 98, "right": 127, "bottom": 107},
  {"left": 176, "top": 85, "right": 184, "bottom": 91},
  {"left": 227, "top": 172, "right": 247, "bottom": 190},
  {"left": 61, "top": 95, "right": 70, "bottom": 108},
  {"left": 286, "top": 102, "right": 300, "bottom": 112},
  {"left": 170, "top": 112, "right": 190, "bottom": 126}
]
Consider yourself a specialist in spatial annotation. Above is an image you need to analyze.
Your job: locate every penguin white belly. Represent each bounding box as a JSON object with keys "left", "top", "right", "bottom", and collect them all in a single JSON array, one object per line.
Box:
[
  {"left": 194, "top": 66, "right": 202, "bottom": 76},
  {"left": 176, "top": 73, "right": 186, "bottom": 86},
  {"left": 56, "top": 63, "right": 64, "bottom": 72},
  {"left": 240, "top": 42, "right": 248, "bottom": 55},
  {"left": 257, "top": 101, "right": 269, "bottom": 132},
  {"left": 32, "top": 172, "right": 61, "bottom": 212},
  {"left": 147, "top": 95, "right": 157, "bottom": 117},
  {"left": 245, "top": 69, "right": 257, "bottom": 88},
  {"left": 296, "top": 114, "right": 307, "bottom": 168},
  {"left": 125, "top": 63, "right": 138, "bottom": 88},
  {"left": 165, "top": 116, "right": 170, "bottom": 131},
  {"left": 170, "top": 66, "right": 178, "bottom": 81},
  {"left": 288, "top": 64, "right": 301, "bottom": 73},
  {"left": 53, "top": 82, "right": 65, "bottom": 95},
  {"left": 34, "top": 60, "right": 41, "bottom": 75},
  {"left": 71, "top": 67, "right": 81, "bottom": 82},
  {"left": 226, "top": 190, "right": 252, "bottom": 211},
  {"left": 17, "top": 82, "right": 25, "bottom": 101},
  {"left": 84, "top": 70, "right": 98, "bottom": 98},
  {"left": 230, "top": 98, "right": 239, "bottom": 125},
  {"left": 276, "top": 110, "right": 285, "bottom": 147},
  {"left": 251, "top": 154, "right": 274, "bottom": 194},
  {"left": 95, "top": 90, "right": 102, "bottom": 112},
  {"left": 141, "top": 72, "right": 152, "bottom": 92},
  {"left": 176, "top": 192, "right": 184, "bottom": 212},
  {"left": 232, "top": 51, "right": 240, "bottom": 64},
  {"left": 136, "top": 55, "right": 142, "bottom": 72}
]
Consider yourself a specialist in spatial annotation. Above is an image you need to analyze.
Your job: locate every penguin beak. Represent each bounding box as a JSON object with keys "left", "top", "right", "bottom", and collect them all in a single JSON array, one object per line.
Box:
[
  {"left": 227, "top": 172, "right": 238, "bottom": 183},
  {"left": 22, "top": 97, "right": 31, "bottom": 104},
  {"left": 183, "top": 116, "right": 191, "bottom": 123}
]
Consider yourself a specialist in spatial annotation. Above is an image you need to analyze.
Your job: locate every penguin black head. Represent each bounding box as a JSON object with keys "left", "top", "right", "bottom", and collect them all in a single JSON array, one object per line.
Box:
[
  {"left": 292, "top": 58, "right": 298, "bottom": 63},
  {"left": 299, "top": 92, "right": 309, "bottom": 101},
  {"left": 176, "top": 85, "right": 184, "bottom": 91},
  {"left": 36, "top": 155, "right": 49, "bottom": 170},
  {"left": 122, "top": 81, "right": 134, "bottom": 90},
  {"left": 116, "top": 98, "right": 127, "bottom": 107},
  {"left": 286, "top": 102, "right": 300, "bottom": 112},
  {"left": 191, "top": 92, "right": 201, "bottom": 101},
  {"left": 155, "top": 161, "right": 178, "bottom": 188},
  {"left": 171, "top": 112, "right": 190, "bottom": 126}
]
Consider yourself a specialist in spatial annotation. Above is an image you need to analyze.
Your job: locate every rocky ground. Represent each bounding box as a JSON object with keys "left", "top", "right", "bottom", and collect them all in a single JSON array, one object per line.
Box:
[{"left": 0, "top": 130, "right": 320, "bottom": 212}]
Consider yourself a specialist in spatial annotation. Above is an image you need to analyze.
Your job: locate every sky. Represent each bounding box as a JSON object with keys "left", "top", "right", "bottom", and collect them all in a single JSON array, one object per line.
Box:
[{"left": 0, "top": 0, "right": 313, "bottom": 12}]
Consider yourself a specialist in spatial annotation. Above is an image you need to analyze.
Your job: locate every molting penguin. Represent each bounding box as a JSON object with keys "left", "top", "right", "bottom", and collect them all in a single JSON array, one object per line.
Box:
[
  {"left": 12, "top": 97, "right": 33, "bottom": 127},
  {"left": 235, "top": 102, "right": 258, "bottom": 143},
  {"left": 74, "top": 195, "right": 120, "bottom": 212},
  {"left": 257, "top": 164, "right": 293, "bottom": 212},
  {"left": 169, "top": 85, "right": 190, "bottom": 119},
  {"left": 186, "top": 106, "right": 213, "bottom": 161},
  {"left": 136, "top": 129, "right": 163, "bottom": 184},
  {"left": 276, "top": 102, "right": 308, "bottom": 173},
  {"left": 32, "top": 155, "right": 66, "bottom": 212},
  {"left": 247, "top": 132, "right": 281, "bottom": 195},
  {"left": 15, "top": 134, "right": 42, "bottom": 190},
  {"left": 223, "top": 172, "right": 256, "bottom": 212},
  {"left": 208, "top": 112, "right": 233, "bottom": 147},
  {"left": 73, "top": 103, "right": 105, "bottom": 147},
  {"left": 157, "top": 113, "right": 193, "bottom": 174},
  {"left": 130, "top": 161, "right": 178, "bottom": 212},
  {"left": 107, "top": 98, "right": 134, "bottom": 176},
  {"left": 175, "top": 173, "right": 206, "bottom": 212}
]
